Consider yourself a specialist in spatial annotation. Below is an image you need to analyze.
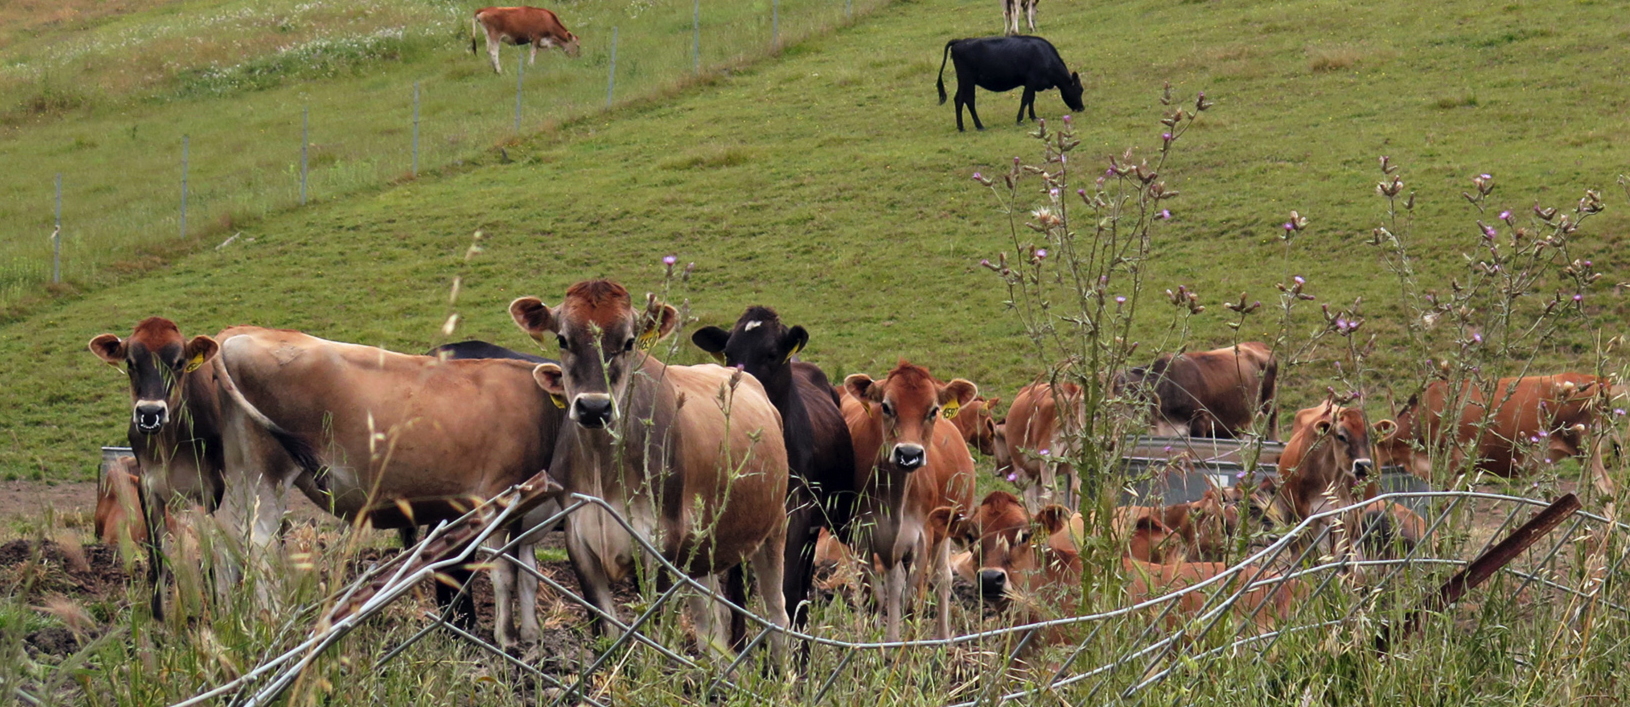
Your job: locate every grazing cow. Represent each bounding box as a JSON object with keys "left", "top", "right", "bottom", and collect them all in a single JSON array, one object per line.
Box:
[
  {"left": 1003, "top": 380, "right": 1081, "bottom": 510},
  {"left": 936, "top": 36, "right": 1085, "bottom": 132},
  {"left": 1115, "top": 342, "right": 1279, "bottom": 440},
  {"left": 1001, "top": 0, "right": 1038, "bottom": 35},
  {"left": 691, "top": 307, "right": 857, "bottom": 642},
  {"left": 424, "top": 339, "right": 569, "bottom": 648},
  {"left": 511, "top": 280, "right": 791, "bottom": 657},
  {"left": 1374, "top": 374, "right": 1617, "bottom": 495},
  {"left": 89, "top": 317, "right": 227, "bottom": 619},
  {"left": 950, "top": 396, "right": 1002, "bottom": 457},
  {"left": 842, "top": 361, "right": 978, "bottom": 641},
  {"left": 471, "top": 6, "right": 581, "bottom": 74},
  {"left": 1274, "top": 402, "right": 1376, "bottom": 562},
  {"left": 212, "top": 328, "right": 565, "bottom": 649}
]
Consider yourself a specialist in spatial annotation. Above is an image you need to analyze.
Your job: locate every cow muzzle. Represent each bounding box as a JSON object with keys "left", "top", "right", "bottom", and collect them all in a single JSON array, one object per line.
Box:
[
  {"left": 977, "top": 568, "right": 1008, "bottom": 599},
  {"left": 890, "top": 443, "right": 926, "bottom": 471},
  {"left": 571, "top": 394, "right": 616, "bottom": 429},
  {"left": 1352, "top": 458, "right": 1375, "bottom": 480},
  {"left": 134, "top": 401, "right": 169, "bottom": 434}
]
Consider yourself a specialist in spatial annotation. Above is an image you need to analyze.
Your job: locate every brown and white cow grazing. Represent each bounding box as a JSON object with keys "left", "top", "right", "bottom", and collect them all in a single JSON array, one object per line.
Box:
[
  {"left": 1003, "top": 380, "right": 1081, "bottom": 510},
  {"left": 212, "top": 327, "right": 565, "bottom": 648},
  {"left": 1114, "top": 342, "right": 1279, "bottom": 440},
  {"left": 471, "top": 6, "right": 581, "bottom": 74},
  {"left": 89, "top": 317, "right": 226, "bottom": 619},
  {"left": 1375, "top": 374, "right": 1617, "bottom": 494},
  {"left": 691, "top": 307, "right": 856, "bottom": 644},
  {"left": 842, "top": 361, "right": 978, "bottom": 641},
  {"left": 512, "top": 280, "right": 790, "bottom": 656}
]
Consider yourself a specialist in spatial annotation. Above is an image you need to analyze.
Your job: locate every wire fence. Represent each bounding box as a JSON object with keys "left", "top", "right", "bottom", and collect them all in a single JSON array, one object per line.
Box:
[
  {"left": 191, "top": 482, "right": 1630, "bottom": 706},
  {"left": 1, "top": 0, "right": 888, "bottom": 306}
]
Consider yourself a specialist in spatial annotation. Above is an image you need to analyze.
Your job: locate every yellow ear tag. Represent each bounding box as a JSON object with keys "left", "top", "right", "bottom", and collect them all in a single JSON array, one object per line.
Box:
[
  {"left": 943, "top": 400, "right": 961, "bottom": 420},
  {"left": 637, "top": 328, "right": 659, "bottom": 351},
  {"left": 549, "top": 393, "right": 567, "bottom": 409},
  {"left": 783, "top": 341, "right": 804, "bottom": 364},
  {"left": 184, "top": 354, "right": 205, "bottom": 373}
]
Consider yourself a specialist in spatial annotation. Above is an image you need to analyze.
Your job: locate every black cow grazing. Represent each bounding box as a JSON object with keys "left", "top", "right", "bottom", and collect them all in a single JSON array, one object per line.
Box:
[
  {"left": 936, "top": 36, "right": 1084, "bottom": 132},
  {"left": 692, "top": 307, "right": 858, "bottom": 651}
]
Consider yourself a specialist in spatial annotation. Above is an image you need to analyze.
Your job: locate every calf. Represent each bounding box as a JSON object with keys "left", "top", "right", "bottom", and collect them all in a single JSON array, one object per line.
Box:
[
  {"left": 1375, "top": 374, "right": 1616, "bottom": 495},
  {"left": 513, "top": 280, "right": 790, "bottom": 657},
  {"left": 1003, "top": 380, "right": 1080, "bottom": 510},
  {"left": 936, "top": 36, "right": 1084, "bottom": 132},
  {"left": 471, "top": 6, "right": 581, "bottom": 74},
  {"left": 89, "top": 317, "right": 227, "bottom": 619},
  {"left": 843, "top": 361, "right": 979, "bottom": 641},
  {"left": 692, "top": 307, "right": 857, "bottom": 643},
  {"left": 1114, "top": 342, "right": 1279, "bottom": 439},
  {"left": 95, "top": 456, "right": 147, "bottom": 548}
]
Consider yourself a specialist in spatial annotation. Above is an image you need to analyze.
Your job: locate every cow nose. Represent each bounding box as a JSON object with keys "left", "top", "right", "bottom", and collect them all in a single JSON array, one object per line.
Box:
[
  {"left": 977, "top": 569, "right": 1007, "bottom": 597},
  {"left": 891, "top": 444, "right": 926, "bottom": 470},
  {"left": 134, "top": 403, "right": 168, "bottom": 433},
  {"left": 572, "top": 395, "right": 615, "bottom": 428},
  {"left": 1353, "top": 458, "right": 1375, "bottom": 479}
]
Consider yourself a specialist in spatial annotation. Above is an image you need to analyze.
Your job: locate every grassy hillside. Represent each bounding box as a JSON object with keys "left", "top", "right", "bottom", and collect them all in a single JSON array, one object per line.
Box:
[{"left": 3, "top": 0, "right": 1629, "bottom": 481}]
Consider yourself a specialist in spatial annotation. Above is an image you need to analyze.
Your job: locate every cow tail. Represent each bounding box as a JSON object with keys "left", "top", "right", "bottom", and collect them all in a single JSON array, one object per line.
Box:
[
  {"left": 470, "top": 14, "right": 481, "bottom": 55},
  {"left": 214, "top": 347, "right": 327, "bottom": 483},
  {"left": 937, "top": 40, "right": 956, "bottom": 105}
]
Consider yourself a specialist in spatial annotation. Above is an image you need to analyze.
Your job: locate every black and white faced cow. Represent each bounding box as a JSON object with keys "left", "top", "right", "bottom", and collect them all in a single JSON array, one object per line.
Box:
[{"left": 936, "top": 36, "right": 1084, "bottom": 132}]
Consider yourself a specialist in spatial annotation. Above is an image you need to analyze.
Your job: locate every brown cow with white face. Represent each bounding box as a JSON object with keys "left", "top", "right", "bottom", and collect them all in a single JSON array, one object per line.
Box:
[
  {"left": 1375, "top": 374, "right": 1617, "bottom": 495},
  {"left": 471, "top": 6, "right": 581, "bottom": 74},
  {"left": 512, "top": 280, "right": 790, "bottom": 656},
  {"left": 1114, "top": 342, "right": 1279, "bottom": 440},
  {"left": 842, "top": 361, "right": 978, "bottom": 641},
  {"left": 88, "top": 317, "right": 225, "bottom": 619}
]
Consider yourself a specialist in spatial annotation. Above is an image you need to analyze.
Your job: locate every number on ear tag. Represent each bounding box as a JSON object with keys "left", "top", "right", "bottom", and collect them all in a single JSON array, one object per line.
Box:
[
  {"left": 184, "top": 354, "right": 205, "bottom": 373},
  {"left": 942, "top": 400, "right": 961, "bottom": 420},
  {"left": 637, "top": 328, "right": 659, "bottom": 351}
]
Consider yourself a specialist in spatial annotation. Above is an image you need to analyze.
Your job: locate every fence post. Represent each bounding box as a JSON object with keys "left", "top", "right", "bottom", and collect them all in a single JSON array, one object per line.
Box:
[
  {"left": 606, "top": 27, "right": 619, "bottom": 108},
  {"left": 300, "top": 106, "right": 309, "bottom": 205},
  {"left": 514, "top": 49, "right": 524, "bottom": 134},
  {"left": 692, "top": 0, "right": 701, "bottom": 74},
  {"left": 412, "top": 82, "right": 420, "bottom": 177},
  {"left": 772, "top": 0, "right": 779, "bottom": 47},
  {"left": 845, "top": 0, "right": 852, "bottom": 19},
  {"left": 180, "top": 135, "right": 189, "bottom": 239},
  {"left": 52, "top": 174, "right": 62, "bottom": 284}
]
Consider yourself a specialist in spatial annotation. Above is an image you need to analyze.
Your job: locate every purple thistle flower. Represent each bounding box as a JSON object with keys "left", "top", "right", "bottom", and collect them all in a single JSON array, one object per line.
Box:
[
  {"left": 1161, "top": 132, "right": 1173, "bottom": 141},
  {"left": 663, "top": 255, "right": 677, "bottom": 265},
  {"left": 1283, "top": 222, "right": 1295, "bottom": 232},
  {"left": 1480, "top": 173, "right": 1492, "bottom": 180},
  {"left": 1157, "top": 209, "right": 1172, "bottom": 220},
  {"left": 1116, "top": 296, "right": 1127, "bottom": 304},
  {"left": 1039, "top": 448, "right": 1050, "bottom": 456},
  {"left": 1472, "top": 333, "right": 1482, "bottom": 344},
  {"left": 1335, "top": 317, "right": 1349, "bottom": 330},
  {"left": 1574, "top": 294, "right": 1584, "bottom": 302},
  {"left": 1294, "top": 276, "right": 1305, "bottom": 285},
  {"left": 972, "top": 172, "right": 983, "bottom": 181},
  {"left": 1062, "top": 115, "right": 1072, "bottom": 124},
  {"left": 1078, "top": 188, "right": 1087, "bottom": 197},
  {"left": 1050, "top": 188, "right": 1060, "bottom": 198},
  {"left": 1007, "top": 472, "right": 1019, "bottom": 482},
  {"left": 1614, "top": 409, "right": 1625, "bottom": 417},
  {"left": 1014, "top": 156, "right": 1022, "bottom": 166},
  {"left": 1105, "top": 168, "right": 1116, "bottom": 178},
  {"left": 1482, "top": 225, "right": 1497, "bottom": 238},
  {"left": 1499, "top": 210, "right": 1512, "bottom": 220},
  {"left": 1035, "top": 249, "right": 1048, "bottom": 259},
  {"left": 980, "top": 259, "right": 991, "bottom": 267}
]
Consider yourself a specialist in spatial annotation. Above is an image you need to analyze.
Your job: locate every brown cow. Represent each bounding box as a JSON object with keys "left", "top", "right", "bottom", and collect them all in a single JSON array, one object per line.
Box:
[
  {"left": 1274, "top": 402, "right": 1378, "bottom": 563},
  {"left": 950, "top": 396, "right": 1001, "bottom": 457},
  {"left": 842, "top": 360, "right": 978, "bottom": 641},
  {"left": 95, "top": 456, "right": 147, "bottom": 548},
  {"left": 1114, "top": 342, "right": 1279, "bottom": 440},
  {"left": 212, "top": 326, "right": 566, "bottom": 648},
  {"left": 89, "top": 317, "right": 226, "bottom": 619},
  {"left": 471, "top": 6, "right": 581, "bottom": 74},
  {"left": 1375, "top": 374, "right": 1617, "bottom": 495},
  {"left": 1003, "top": 380, "right": 1081, "bottom": 510},
  {"left": 512, "top": 280, "right": 790, "bottom": 657}
]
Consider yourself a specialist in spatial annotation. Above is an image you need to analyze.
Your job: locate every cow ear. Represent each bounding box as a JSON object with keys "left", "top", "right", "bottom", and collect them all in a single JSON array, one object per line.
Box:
[
  {"left": 1373, "top": 419, "right": 1398, "bottom": 437},
  {"left": 639, "top": 300, "right": 679, "bottom": 349},
  {"left": 510, "top": 297, "right": 558, "bottom": 342},
  {"left": 1035, "top": 504, "right": 1071, "bottom": 536},
  {"left": 1314, "top": 419, "right": 1333, "bottom": 436},
  {"left": 939, "top": 379, "right": 979, "bottom": 419},
  {"left": 926, "top": 506, "right": 960, "bottom": 544},
  {"left": 691, "top": 326, "right": 730, "bottom": 363},
  {"left": 182, "top": 336, "right": 219, "bottom": 373},
  {"left": 780, "top": 325, "right": 808, "bottom": 363},
  {"left": 89, "top": 334, "right": 126, "bottom": 366},
  {"left": 844, "top": 374, "right": 877, "bottom": 404},
  {"left": 532, "top": 364, "right": 568, "bottom": 408}
]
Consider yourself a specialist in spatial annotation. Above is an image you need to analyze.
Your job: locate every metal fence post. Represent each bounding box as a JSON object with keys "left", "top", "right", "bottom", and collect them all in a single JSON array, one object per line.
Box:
[
  {"left": 514, "top": 50, "right": 524, "bottom": 134},
  {"left": 692, "top": 0, "right": 701, "bottom": 73},
  {"left": 300, "top": 107, "right": 309, "bottom": 205},
  {"left": 412, "top": 82, "right": 420, "bottom": 177},
  {"left": 845, "top": 0, "right": 852, "bottom": 19},
  {"left": 606, "top": 27, "right": 619, "bottom": 108},
  {"left": 180, "top": 135, "right": 188, "bottom": 239},
  {"left": 772, "top": 0, "right": 779, "bottom": 46},
  {"left": 52, "top": 174, "right": 61, "bottom": 284}
]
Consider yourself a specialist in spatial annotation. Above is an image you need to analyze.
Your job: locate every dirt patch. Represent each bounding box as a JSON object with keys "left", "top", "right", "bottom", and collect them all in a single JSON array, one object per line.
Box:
[
  {"left": 0, "top": 481, "right": 99, "bottom": 528},
  {"left": 0, "top": 539, "right": 130, "bottom": 601}
]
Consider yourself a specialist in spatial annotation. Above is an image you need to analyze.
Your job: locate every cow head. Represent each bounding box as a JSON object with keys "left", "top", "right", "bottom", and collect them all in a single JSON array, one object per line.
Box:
[
  {"left": 511, "top": 280, "right": 677, "bottom": 430},
  {"left": 561, "top": 32, "right": 582, "bottom": 58},
  {"left": 1372, "top": 393, "right": 1420, "bottom": 473},
  {"left": 1280, "top": 403, "right": 1374, "bottom": 517},
  {"left": 690, "top": 305, "right": 807, "bottom": 391},
  {"left": 932, "top": 491, "right": 1080, "bottom": 604},
  {"left": 844, "top": 360, "right": 976, "bottom": 471},
  {"left": 966, "top": 397, "right": 1001, "bottom": 456},
  {"left": 89, "top": 318, "right": 219, "bottom": 435},
  {"left": 1062, "top": 72, "right": 1085, "bottom": 112}
]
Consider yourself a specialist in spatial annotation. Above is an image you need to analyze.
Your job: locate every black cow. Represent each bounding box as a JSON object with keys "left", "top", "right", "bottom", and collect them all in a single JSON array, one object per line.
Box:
[
  {"left": 936, "top": 36, "right": 1084, "bottom": 132},
  {"left": 692, "top": 307, "right": 858, "bottom": 652}
]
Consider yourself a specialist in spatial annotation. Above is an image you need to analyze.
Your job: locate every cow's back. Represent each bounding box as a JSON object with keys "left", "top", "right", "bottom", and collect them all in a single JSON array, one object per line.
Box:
[{"left": 951, "top": 36, "right": 1064, "bottom": 87}]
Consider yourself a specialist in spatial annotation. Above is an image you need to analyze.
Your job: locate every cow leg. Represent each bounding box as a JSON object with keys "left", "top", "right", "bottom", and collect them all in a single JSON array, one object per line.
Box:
[
  {"left": 489, "top": 534, "right": 519, "bottom": 649},
  {"left": 1017, "top": 88, "right": 1035, "bottom": 124},
  {"left": 687, "top": 574, "right": 732, "bottom": 657},
  {"left": 964, "top": 88, "right": 985, "bottom": 131},
  {"left": 1026, "top": 0, "right": 1037, "bottom": 31},
  {"left": 564, "top": 518, "right": 622, "bottom": 639},
  {"left": 487, "top": 32, "right": 504, "bottom": 73},
  {"left": 884, "top": 557, "right": 908, "bottom": 642},
  {"left": 213, "top": 467, "right": 289, "bottom": 609},
  {"left": 933, "top": 533, "right": 953, "bottom": 640},
  {"left": 751, "top": 520, "right": 792, "bottom": 668},
  {"left": 528, "top": 40, "right": 539, "bottom": 66},
  {"left": 783, "top": 508, "right": 818, "bottom": 634}
]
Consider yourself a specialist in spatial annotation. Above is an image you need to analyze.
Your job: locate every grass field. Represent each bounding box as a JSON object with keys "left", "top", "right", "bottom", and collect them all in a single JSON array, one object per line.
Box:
[{"left": 2, "top": 0, "right": 1627, "bottom": 481}]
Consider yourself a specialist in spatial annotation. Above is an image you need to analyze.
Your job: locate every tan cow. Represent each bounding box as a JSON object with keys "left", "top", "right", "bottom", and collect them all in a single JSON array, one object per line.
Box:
[
  {"left": 1375, "top": 374, "right": 1617, "bottom": 495},
  {"left": 471, "top": 6, "right": 581, "bottom": 74},
  {"left": 1114, "top": 342, "right": 1279, "bottom": 440},
  {"left": 1003, "top": 380, "right": 1081, "bottom": 510},
  {"left": 511, "top": 280, "right": 790, "bottom": 657},
  {"left": 950, "top": 396, "right": 1001, "bottom": 457},
  {"left": 95, "top": 456, "right": 147, "bottom": 548},
  {"left": 842, "top": 360, "right": 978, "bottom": 641},
  {"left": 1272, "top": 402, "right": 1380, "bottom": 564},
  {"left": 212, "top": 327, "right": 565, "bottom": 648}
]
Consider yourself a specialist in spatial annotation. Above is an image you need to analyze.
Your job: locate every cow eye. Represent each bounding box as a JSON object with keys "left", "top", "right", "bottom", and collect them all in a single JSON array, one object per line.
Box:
[
  {"left": 880, "top": 401, "right": 894, "bottom": 417},
  {"left": 555, "top": 335, "right": 569, "bottom": 350},
  {"left": 1015, "top": 530, "right": 1030, "bottom": 544},
  {"left": 927, "top": 407, "right": 940, "bottom": 421},
  {"left": 622, "top": 337, "right": 636, "bottom": 353}
]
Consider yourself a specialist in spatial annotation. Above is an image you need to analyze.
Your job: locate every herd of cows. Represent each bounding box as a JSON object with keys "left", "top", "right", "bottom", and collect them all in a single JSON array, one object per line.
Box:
[{"left": 87, "top": 277, "right": 1623, "bottom": 663}]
